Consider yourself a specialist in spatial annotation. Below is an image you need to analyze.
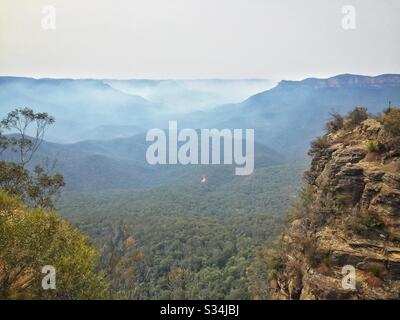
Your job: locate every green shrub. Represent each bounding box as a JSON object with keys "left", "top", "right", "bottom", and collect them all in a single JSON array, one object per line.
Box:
[
  {"left": 0, "top": 191, "right": 109, "bottom": 299},
  {"left": 367, "top": 141, "right": 379, "bottom": 153},
  {"left": 368, "top": 263, "right": 386, "bottom": 279},
  {"left": 352, "top": 222, "right": 370, "bottom": 235},
  {"left": 350, "top": 211, "right": 384, "bottom": 236},
  {"left": 379, "top": 107, "right": 400, "bottom": 136},
  {"left": 299, "top": 186, "right": 315, "bottom": 208},
  {"left": 287, "top": 186, "right": 316, "bottom": 221}
]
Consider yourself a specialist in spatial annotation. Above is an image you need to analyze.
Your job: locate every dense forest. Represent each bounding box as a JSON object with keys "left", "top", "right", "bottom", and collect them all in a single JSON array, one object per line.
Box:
[
  {"left": 0, "top": 108, "right": 108, "bottom": 299},
  {"left": 0, "top": 107, "right": 305, "bottom": 299},
  {"left": 58, "top": 163, "right": 304, "bottom": 299}
]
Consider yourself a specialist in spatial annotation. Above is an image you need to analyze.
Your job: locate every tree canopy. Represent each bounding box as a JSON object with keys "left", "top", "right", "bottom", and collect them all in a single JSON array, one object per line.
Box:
[{"left": 0, "top": 191, "right": 109, "bottom": 299}]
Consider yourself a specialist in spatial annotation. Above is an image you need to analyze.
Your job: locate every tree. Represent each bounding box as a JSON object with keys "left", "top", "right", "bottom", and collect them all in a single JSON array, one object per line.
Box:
[
  {"left": 165, "top": 268, "right": 194, "bottom": 299},
  {"left": 345, "top": 107, "right": 368, "bottom": 127},
  {"left": 0, "top": 108, "right": 64, "bottom": 209},
  {"left": 1, "top": 107, "right": 54, "bottom": 166},
  {"left": 0, "top": 131, "right": 8, "bottom": 155},
  {"left": 380, "top": 107, "right": 400, "bottom": 136},
  {"left": 101, "top": 222, "right": 143, "bottom": 298},
  {"left": 0, "top": 191, "right": 109, "bottom": 299},
  {"left": 325, "top": 111, "right": 344, "bottom": 133}
]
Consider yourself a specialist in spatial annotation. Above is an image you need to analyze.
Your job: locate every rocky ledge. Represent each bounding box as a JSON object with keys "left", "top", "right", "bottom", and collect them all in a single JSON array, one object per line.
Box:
[{"left": 270, "top": 114, "right": 400, "bottom": 300}]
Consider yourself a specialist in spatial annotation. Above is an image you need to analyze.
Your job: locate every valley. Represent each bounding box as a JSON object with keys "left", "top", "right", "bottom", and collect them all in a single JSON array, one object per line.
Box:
[
  {"left": 57, "top": 163, "right": 305, "bottom": 299},
  {"left": 1, "top": 73, "right": 399, "bottom": 299}
]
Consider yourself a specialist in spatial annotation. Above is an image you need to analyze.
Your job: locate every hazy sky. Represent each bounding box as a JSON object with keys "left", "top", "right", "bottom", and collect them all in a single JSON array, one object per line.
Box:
[{"left": 1, "top": 0, "right": 399, "bottom": 80}]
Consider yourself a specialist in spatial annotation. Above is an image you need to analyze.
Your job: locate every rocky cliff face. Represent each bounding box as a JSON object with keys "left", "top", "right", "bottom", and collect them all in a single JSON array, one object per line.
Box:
[{"left": 270, "top": 116, "right": 400, "bottom": 299}]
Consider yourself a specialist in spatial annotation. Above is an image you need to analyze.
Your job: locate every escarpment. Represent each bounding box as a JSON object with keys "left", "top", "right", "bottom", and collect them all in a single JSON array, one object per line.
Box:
[{"left": 270, "top": 110, "right": 400, "bottom": 300}]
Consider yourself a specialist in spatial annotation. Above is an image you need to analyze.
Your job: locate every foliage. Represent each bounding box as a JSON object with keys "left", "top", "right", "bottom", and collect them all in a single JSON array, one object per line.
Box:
[
  {"left": 0, "top": 191, "right": 109, "bottom": 299},
  {"left": 0, "top": 108, "right": 64, "bottom": 209},
  {"left": 302, "top": 236, "right": 320, "bottom": 267},
  {"left": 0, "top": 162, "right": 64, "bottom": 210},
  {"left": 366, "top": 141, "right": 379, "bottom": 153},
  {"left": 350, "top": 210, "right": 384, "bottom": 237},
  {"left": 0, "top": 107, "right": 54, "bottom": 166},
  {"left": 367, "top": 263, "right": 387, "bottom": 279},
  {"left": 0, "top": 108, "right": 109, "bottom": 300},
  {"left": 345, "top": 107, "right": 369, "bottom": 128},
  {"left": 298, "top": 185, "right": 315, "bottom": 209},
  {"left": 100, "top": 222, "right": 144, "bottom": 299},
  {"left": 1, "top": 106, "right": 304, "bottom": 300},
  {"left": 287, "top": 185, "right": 315, "bottom": 221},
  {"left": 309, "top": 136, "right": 330, "bottom": 155},
  {"left": 325, "top": 111, "right": 344, "bottom": 133},
  {"left": 164, "top": 268, "right": 194, "bottom": 299},
  {"left": 57, "top": 164, "right": 304, "bottom": 300},
  {"left": 379, "top": 107, "right": 400, "bottom": 136},
  {"left": 64, "top": 206, "right": 285, "bottom": 299},
  {"left": 246, "top": 243, "right": 283, "bottom": 299}
]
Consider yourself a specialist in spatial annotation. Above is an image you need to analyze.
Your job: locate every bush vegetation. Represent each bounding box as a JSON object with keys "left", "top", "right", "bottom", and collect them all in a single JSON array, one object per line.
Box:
[
  {"left": 366, "top": 141, "right": 379, "bottom": 153},
  {"left": 0, "top": 108, "right": 64, "bottom": 210},
  {"left": 367, "top": 263, "right": 387, "bottom": 279},
  {"left": 325, "top": 112, "right": 344, "bottom": 133},
  {"left": 0, "top": 108, "right": 109, "bottom": 299},
  {"left": 309, "top": 136, "right": 330, "bottom": 155},
  {"left": 345, "top": 107, "right": 369, "bottom": 128},
  {"left": 350, "top": 210, "right": 384, "bottom": 237},
  {"left": 0, "top": 191, "right": 109, "bottom": 299},
  {"left": 379, "top": 107, "right": 400, "bottom": 136},
  {"left": 246, "top": 242, "right": 284, "bottom": 299}
]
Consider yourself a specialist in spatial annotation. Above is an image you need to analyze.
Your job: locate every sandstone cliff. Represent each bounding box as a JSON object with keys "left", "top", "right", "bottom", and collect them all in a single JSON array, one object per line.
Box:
[{"left": 270, "top": 110, "right": 400, "bottom": 299}]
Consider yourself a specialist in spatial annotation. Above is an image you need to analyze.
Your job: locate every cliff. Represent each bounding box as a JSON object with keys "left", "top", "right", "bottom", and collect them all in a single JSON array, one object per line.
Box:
[{"left": 270, "top": 109, "right": 400, "bottom": 299}]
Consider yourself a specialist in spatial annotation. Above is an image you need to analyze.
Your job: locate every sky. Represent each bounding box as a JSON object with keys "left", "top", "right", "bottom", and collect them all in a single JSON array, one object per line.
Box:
[{"left": 1, "top": 0, "right": 399, "bottom": 80}]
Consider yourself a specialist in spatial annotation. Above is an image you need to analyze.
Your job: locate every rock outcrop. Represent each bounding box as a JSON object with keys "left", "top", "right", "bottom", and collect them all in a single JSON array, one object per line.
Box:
[{"left": 270, "top": 117, "right": 400, "bottom": 299}]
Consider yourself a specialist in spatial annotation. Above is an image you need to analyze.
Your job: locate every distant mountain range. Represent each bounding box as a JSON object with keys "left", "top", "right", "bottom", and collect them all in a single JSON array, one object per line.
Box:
[
  {"left": 2, "top": 132, "right": 281, "bottom": 192},
  {"left": 1, "top": 73, "right": 400, "bottom": 190},
  {"left": 0, "top": 77, "right": 160, "bottom": 143},
  {"left": 182, "top": 74, "right": 400, "bottom": 158},
  {"left": 0, "top": 77, "right": 273, "bottom": 143},
  {"left": 105, "top": 79, "right": 274, "bottom": 113}
]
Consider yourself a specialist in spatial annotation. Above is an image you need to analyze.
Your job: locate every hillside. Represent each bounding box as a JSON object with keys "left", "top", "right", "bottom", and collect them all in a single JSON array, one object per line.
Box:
[
  {"left": 0, "top": 191, "right": 109, "bottom": 299},
  {"left": 0, "top": 77, "right": 273, "bottom": 142},
  {"left": 266, "top": 109, "right": 400, "bottom": 299},
  {"left": 2, "top": 133, "right": 283, "bottom": 192},
  {"left": 184, "top": 74, "right": 400, "bottom": 159},
  {"left": 0, "top": 77, "right": 160, "bottom": 143},
  {"left": 2, "top": 74, "right": 400, "bottom": 154}
]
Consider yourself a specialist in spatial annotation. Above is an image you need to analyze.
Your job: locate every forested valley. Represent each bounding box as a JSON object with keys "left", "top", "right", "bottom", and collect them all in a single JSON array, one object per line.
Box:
[
  {"left": 0, "top": 106, "right": 304, "bottom": 299},
  {"left": 2, "top": 74, "right": 399, "bottom": 299},
  {"left": 58, "top": 164, "right": 304, "bottom": 299}
]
